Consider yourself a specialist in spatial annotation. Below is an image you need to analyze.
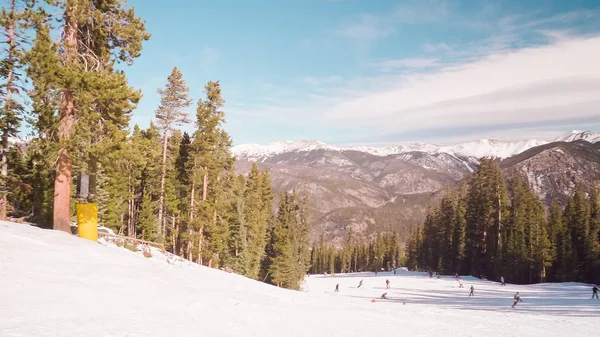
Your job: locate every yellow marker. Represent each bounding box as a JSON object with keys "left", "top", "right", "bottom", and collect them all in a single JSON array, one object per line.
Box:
[{"left": 76, "top": 203, "right": 98, "bottom": 242}]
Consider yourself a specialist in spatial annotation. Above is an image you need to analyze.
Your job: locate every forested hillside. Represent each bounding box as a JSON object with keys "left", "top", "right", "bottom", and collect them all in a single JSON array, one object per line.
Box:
[{"left": 0, "top": 0, "right": 309, "bottom": 290}]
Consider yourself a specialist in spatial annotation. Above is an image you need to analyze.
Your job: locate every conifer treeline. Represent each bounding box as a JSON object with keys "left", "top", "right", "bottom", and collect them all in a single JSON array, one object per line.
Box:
[
  {"left": 309, "top": 232, "right": 405, "bottom": 275},
  {"left": 405, "top": 158, "right": 600, "bottom": 284},
  {"left": 0, "top": 0, "right": 311, "bottom": 290}
]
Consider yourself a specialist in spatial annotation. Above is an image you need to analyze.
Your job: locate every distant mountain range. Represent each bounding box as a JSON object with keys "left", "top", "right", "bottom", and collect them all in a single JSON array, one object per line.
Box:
[
  {"left": 233, "top": 131, "right": 600, "bottom": 246},
  {"left": 232, "top": 130, "right": 600, "bottom": 162}
]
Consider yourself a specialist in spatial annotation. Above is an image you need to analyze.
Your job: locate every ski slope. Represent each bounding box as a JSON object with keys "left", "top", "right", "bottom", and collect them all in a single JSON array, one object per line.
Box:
[{"left": 1, "top": 221, "right": 598, "bottom": 337}]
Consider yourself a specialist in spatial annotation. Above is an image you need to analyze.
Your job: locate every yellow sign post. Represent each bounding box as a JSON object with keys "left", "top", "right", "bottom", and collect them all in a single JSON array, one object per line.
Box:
[{"left": 76, "top": 203, "right": 98, "bottom": 242}]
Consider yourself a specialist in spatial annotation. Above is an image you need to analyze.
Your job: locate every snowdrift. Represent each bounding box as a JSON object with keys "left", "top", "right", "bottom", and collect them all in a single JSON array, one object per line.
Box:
[{"left": 1, "top": 220, "right": 598, "bottom": 337}]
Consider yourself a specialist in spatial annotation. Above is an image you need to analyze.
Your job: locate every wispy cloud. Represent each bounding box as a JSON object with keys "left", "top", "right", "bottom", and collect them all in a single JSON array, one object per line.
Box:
[
  {"left": 231, "top": 6, "right": 600, "bottom": 144},
  {"left": 232, "top": 34, "right": 600, "bottom": 144},
  {"left": 371, "top": 58, "right": 439, "bottom": 72},
  {"left": 391, "top": 0, "right": 451, "bottom": 24},
  {"left": 334, "top": 0, "right": 451, "bottom": 42},
  {"left": 335, "top": 14, "right": 395, "bottom": 40}
]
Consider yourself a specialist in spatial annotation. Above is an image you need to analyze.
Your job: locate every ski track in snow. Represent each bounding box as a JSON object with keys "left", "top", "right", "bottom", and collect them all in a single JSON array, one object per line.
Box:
[{"left": 1, "top": 220, "right": 599, "bottom": 337}]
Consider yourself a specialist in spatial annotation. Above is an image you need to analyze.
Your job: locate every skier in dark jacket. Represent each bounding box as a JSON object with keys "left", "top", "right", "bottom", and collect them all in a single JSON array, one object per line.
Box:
[
  {"left": 357, "top": 279, "right": 363, "bottom": 288},
  {"left": 593, "top": 286, "right": 599, "bottom": 299},
  {"left": 512, "top": 292, "right": 523, "bottom": 308},
  {"left": 381, "top": 292, "right": 388, "bottom": 299},
  {"left": 469, "top": 285, "right": 474, "bottom": 296},
  {"left": 386, "top": 279, "right": 390, "bottom": 289},
  {"left": 335, "top": 283, "right": 339, "bottom": 292}
]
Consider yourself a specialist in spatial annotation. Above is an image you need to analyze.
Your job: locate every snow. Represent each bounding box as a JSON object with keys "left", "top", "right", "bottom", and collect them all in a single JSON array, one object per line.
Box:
[
  {"left": 231, "top": 140, "right": 340, "bottom": 161},
  {"left": 232, "top": 134, "right": 571, "bottom": 162},
  {"left": 1, "top": 220, "right": 598, "bottom": 337},
  {"left": 553, "top": 130, "right": 600, "bottom": 143}
]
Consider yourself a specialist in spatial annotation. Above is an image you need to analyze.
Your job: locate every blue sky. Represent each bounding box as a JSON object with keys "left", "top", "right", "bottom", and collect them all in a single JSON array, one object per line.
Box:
[{"left": 123, "top": 0, "right": 600, "bottom": 146}]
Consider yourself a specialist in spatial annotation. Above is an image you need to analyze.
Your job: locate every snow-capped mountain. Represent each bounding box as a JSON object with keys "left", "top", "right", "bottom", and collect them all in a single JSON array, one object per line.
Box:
[
  {"left": 349, "top": 139, "right": 549, "bottom": 160},
  {"left": 231, "top": 140, "right": 340, "bottom": 162},
  {"left": 233, "top": 130, "right": 600, "bottom": 244},
  {"left": 553, "top": 130, "right": 600, "bottom": 143},
  {"left": 232, "top": 133, "right": 587, "bottom": 162}
]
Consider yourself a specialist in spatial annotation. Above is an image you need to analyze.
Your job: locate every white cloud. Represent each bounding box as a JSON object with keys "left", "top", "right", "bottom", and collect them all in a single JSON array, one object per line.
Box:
[
  {"left": 233, "top": 36, "right": 600, "bottom": 144},
  {"left": 321, "top": 36, "right": 600, "bottom": 134}
]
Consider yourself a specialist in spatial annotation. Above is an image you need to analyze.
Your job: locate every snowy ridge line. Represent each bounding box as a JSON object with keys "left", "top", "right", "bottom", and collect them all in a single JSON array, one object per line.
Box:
[{"left": 231, "top": 130, "right": 600, "bottom": 162}]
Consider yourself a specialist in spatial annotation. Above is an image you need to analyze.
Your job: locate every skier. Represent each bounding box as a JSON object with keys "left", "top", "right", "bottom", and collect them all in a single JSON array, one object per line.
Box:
[
  {"left": 394, "top": 270, "right": 397, "bottom": 276},
  {"left": 469, "top": 285, "right": 474, "bottom": 296},
  {"left": 592, "top": 285, "right": 599, "bottom": 299},
  {"left": 455, "top": 273, "right": 459, "bottom": 279},
  {"left": 381, "top": 292, "right": 388, "bottom": 299},
  {"left": 335, "top": 283, "right": 339, "bottom": 292},
  {"left": 500, "top": 276, "right": 505, "bottom": 286},
  {"left": 357, "top": 279, "right": 363, "bottom": 288},
  {"left": 512, "top": 292, "right": 523, "bottom": 308},
  {"left": 458, "top": 280, "right": 464, "bottom": 288},
  {"left": 386, "top": 279, "right": 390, "bottom": 289}
]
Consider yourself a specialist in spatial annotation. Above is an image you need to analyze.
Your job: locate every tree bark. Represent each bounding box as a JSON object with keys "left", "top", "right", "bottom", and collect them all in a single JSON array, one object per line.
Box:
[
  {"left": 127, "top": 176, "right": 135, "bottom": 237},
  {"left": 158, "top": 130, "right": 168, "bottom": 237},
  {"left": 0, "top": 0, "right": 16, "bottom": 221},
  {"left": 197, "top": 227, "right": 203, "bottom": 265},
  {"left": 171, "top": 215, "right": 176, "bottom": 253},
  {"left": 202, "top": 173, "right": 208, "bottom": 201},
  {"left": 187, "top": 182, "right": 195, "bottom": 261},
  {"left": 53, "top": 5, "right": 77, "bottom": 233}
]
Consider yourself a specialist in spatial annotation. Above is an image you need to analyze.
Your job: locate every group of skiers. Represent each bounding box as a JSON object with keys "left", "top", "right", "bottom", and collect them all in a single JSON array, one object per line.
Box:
[{"left": 332, "top": 272, "right": 600, "bottom": 307}]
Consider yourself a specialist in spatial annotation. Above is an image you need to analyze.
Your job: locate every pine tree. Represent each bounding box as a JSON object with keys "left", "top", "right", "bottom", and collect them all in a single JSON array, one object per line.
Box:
[
  {"left": 27, "top": 0, "right": 150, "bottom": 232},
  {"left": 451, "top": 197, "right": 466, "bottom": 273},
  {"left": 137, "top": 190, "right": 155, "bottom": 241},
  {"left": 567, "top": 187, "right": 590, "bottom": 281},
  {"left": 154, "top": 67, "right": 192, "bottom": 238},
  {"left": 188, "top": 81, "right": 234, "bottom": 266},
  {"left": 268, "top": 193, "right": 295, "bottom": 287},
  {"left": 547, "top": 201, "right": 564, "bottom": 281},
  {"left": 0, "top": 0, "right": 30, "bottom": 220},
  {"left": 244, "top": 163, "right": 267, "bottom": 278},
  {"left": 465, "top": 158, "right": 509, "bottom": 280},
  {"left": 223, "top": 174, "right": 248, "bottom": 274},
  {"left": 172, "top": 131, "right": 192, "bottom": 253},
  {"left": 588, "top": 186, "right": 600, "bottom": 283},
  {"left": 25, "top": 19, "right": 61, "bottom": 227}
]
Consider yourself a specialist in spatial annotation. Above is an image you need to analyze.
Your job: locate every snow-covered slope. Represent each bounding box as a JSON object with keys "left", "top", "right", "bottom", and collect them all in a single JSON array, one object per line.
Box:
[
  {"left": 232, "top": 140, "right": 340, "bottom": 161},
  {"left": 233, "top": 131, "right": 599, "bottom": 162},
  {"left": 554, "top": 130, "right": 600, "bottom": 143},
  {"left": 1, "top": 220, "right": 598, "bottom": 337}
]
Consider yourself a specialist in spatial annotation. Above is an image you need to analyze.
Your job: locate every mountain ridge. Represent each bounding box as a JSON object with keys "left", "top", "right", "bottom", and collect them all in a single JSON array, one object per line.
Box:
[
  {"left": 232, "top": 130, "right": 600, "bottom": 162},
  {"left": 233, "top": 131, "right": 600, "bottom": 245}
]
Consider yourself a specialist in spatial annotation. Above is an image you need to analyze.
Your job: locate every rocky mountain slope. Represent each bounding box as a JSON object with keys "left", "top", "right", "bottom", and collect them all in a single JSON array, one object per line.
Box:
[
  {"left": 233, "top": 131, "right": 600, "bottom": 246},
  {"left": 501, "top": 140, "right": 600, "bottom": 205}
]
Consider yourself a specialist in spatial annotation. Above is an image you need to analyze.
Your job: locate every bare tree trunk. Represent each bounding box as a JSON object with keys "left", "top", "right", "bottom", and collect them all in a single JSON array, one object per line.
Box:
[
  {"left": 172, "top": 215, "right": 176, "bottom": 253},
  {"left": 197, "top": 227, "right": 203, "bottom": 265},
  {"left": 187, "top": 182, "right": 195, "bottom": 261},
  {"left": 158, "top": 131, "right": 168, "bottom": 237},
  {"left": 53, "top": 6, "right": 77, "bottom": 233},
  {"left": 497, "top": 184, "right": 502, "bottom": 251},
  {"left": 127, "top": 177, "right": 135, "bottom": 237},
  {"left": 0, "top": 0, "right": 17, "bottom": 221},
  {"left": 202, "top": 173, "right": 208, "bottom": 201}
]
